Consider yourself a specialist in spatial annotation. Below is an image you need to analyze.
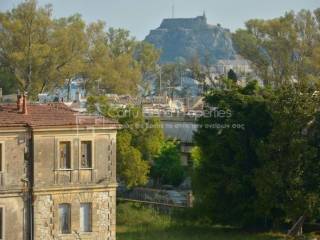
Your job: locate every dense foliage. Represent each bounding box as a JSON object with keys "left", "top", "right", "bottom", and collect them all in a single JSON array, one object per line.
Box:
[
  {"left": 193, "top": 81, "right": 320, "bottom": 229},
  {"left": 0, "top": 0, "right": 160, "bottom": 98},
  {"left": 151, "top": 140, "right": 185, "bottom": 187},
  {"left": 233, "top": 9, "right": 320, "bottom": 87},
  {"left": 193, "top": 82, "right": 273, "bottom": 228},
  {"left": 253, "top": 86, "right": 320, "bottom": 227}
]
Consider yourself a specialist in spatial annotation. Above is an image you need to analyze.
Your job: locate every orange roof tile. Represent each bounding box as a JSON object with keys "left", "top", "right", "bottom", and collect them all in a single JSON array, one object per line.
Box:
[{"left": 0, "top": 103, "right": 118, "bottom": 129}]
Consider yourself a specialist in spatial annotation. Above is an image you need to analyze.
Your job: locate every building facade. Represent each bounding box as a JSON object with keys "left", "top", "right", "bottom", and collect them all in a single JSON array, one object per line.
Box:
[{"left": 0, "top": 96, "right": 118, "bottom": 240}]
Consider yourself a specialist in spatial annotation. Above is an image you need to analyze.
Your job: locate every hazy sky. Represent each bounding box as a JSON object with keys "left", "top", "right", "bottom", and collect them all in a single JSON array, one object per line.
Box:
[{"left": 1, "top": 0, "right": 319, "bottom": 39}]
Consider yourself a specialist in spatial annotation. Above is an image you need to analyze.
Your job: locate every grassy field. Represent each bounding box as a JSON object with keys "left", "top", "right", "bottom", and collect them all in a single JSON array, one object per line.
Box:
[{"left": 116, "top": 202, "right": 287, "bottom": 240}]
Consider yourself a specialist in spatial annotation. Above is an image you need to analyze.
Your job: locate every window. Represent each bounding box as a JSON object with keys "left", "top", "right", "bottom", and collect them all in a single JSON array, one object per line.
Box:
[
  {"left": 81, "top": 141, "right": 92, "bottom": 168},
  {"left": 0, "top": 207, "right": 3, "bottom": 239},
  {"left": 59, "top": 142, "right": 71, "bottom": 169},
  {"left": 80, "top": 203, "right": 92, "bottom": 232},
  {"left": 0, "top": 143, "right": 2, "bottom": 172},
  {"left": 59, "top": 204, "right": 71, "bottom": 234}
]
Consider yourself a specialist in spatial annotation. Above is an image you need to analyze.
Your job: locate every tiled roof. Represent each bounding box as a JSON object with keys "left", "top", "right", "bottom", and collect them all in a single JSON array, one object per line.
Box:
[{"left": 0, "top": 103, "right": 118, "bottom": 128}]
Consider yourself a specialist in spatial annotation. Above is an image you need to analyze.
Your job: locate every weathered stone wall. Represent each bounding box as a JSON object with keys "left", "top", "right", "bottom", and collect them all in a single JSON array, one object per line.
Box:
[
  {"left": 33, "top": 190, "right": 116, "bottom": 240},
  {"left": 95, "top": 191, "right": 116, "bottom": 240},
  {"left": 34, "top": 195, "right": 54, "bottom": 240},
  {"left": 32, "top": 129, "right": 117, "bottom": 240},
  {"left": 33, "top": 130, "right": 117, "bottom": 187},
  {"left": 0, "top": 131, "right": 27, "bottom": 188},
  {"left": 160, "top": 16, "right": 207, "bottom": 29},
  {"left": 0, "top": 128, "right": 117, "bottom": 239},
  {"left": 0, "top": 196, "right": 25, "bottom": 240},
  {"left": 0, "top": 131, "right": 27, "bottom": 239}
]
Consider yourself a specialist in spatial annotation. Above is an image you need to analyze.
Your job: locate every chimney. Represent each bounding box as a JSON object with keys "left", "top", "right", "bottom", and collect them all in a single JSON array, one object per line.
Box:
[
  {"left": 17, "top": 93, "right": 22, "bottom": 112},
  {"left": 22, "top": 92, "right": 28, "bottom": 115}
]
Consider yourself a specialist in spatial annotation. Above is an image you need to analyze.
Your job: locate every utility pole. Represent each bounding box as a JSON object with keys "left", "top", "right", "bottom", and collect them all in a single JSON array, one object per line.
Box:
[
  {"left": 172, "top": 2, "right": 175, "bottom": 18},
  {"left": 156, "top": 65, "right": 162, "bottom": 96},
  {"left": 159, "top": 67, "right": 162, "bottom": 96}
]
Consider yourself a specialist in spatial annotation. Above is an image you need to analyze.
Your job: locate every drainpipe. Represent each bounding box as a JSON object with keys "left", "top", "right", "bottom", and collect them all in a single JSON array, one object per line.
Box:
[{"left": 25, "top": 127, "right": 34, "bottom": 240}]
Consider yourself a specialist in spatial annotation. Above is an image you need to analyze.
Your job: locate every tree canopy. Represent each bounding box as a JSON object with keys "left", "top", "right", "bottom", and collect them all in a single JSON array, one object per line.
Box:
[
  {"left": 193, "top": 81, "right": 273, "bottom": 228},
  {"left": 151, "top": 140, "right": 185, "bottom": 187},
  {"left": 0, "top": 0, "right": 160, "bottom": 98},
  {"left": 233, "top": 9, "right": 320, "bottom": 87}
]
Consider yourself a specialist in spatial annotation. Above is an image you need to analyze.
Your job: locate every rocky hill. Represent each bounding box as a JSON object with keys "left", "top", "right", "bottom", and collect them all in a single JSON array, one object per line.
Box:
[{"left": 145, "top": 14, "right": 236, "bottom": 64}]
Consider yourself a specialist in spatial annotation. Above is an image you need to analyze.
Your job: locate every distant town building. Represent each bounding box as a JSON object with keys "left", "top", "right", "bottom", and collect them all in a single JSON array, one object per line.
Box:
[{"left": 214, "top": 56, "right": 253, "bottom": 76}]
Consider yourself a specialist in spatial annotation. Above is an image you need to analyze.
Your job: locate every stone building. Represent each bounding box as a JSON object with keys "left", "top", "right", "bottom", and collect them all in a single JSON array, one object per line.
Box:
[{"left": 0, "top": 94, "right": 119, "bottom": 239}]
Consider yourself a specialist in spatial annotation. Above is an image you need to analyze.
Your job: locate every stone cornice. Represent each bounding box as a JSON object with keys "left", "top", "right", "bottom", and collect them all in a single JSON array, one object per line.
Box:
[{"left": 33, "top": 183, "right": 118, "bottom": 196}]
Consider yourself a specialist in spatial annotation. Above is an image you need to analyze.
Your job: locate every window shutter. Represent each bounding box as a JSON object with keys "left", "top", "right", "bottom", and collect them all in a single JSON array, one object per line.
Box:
[
  {"left": 0, "top": 207, "right": 3, "bottom": 239},
  {"left": 60, "top": 142, "right": 71, "bottom": 169},
  {"left": 81, "top": 142, "right": 87, "bottom": 167},
  {"left": 0, "top": 144, "right": 2, "bottom": 172},
  {"left": 60, "top": 143, "right": 66, "bottom": 169},
  {"left": 81, "top": 141, "right": 92, "bottom": 168}
]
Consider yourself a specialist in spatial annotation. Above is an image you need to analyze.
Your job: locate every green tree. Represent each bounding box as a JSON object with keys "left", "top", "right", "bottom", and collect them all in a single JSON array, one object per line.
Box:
[
  {"left": 0, "top": 68, "right": 18, "bottom": 94},
  {"left": 0, "top": 0, "right": 106, "bottom": 99},
  {"left": 117, "top": 131, "right": 150, "bottom": 188},
  {"left": 233, "top": 9, "right": 320, "bottom": 87},
  {"left": 0, "top": 0, "right": 149, "bottom": 98},
  {"left": 106, "top": 28, "right": 136, "bottom": 57},
  {"left": 190, "top": 146, "right": 202, "bottom": 169},
  {"left": 82, "top": 21, "right": 110, "bottom": 95},
  {"left": 0, "top": 0, "right": 55, "bottom": 96},
  {"left": 151, "top": 140, "right": 185, "bottom": 187},
  {"left": 52, "top": 14, "right": 87, "bottom": 100},
  {"left": 118, "top": 111, "right": 164, "bottom": 187},
  {"left": 136, "top": 118, "right": 164, "bottom": 161},
  {"left": 0, "top": 1, "right": 89, "bottom": 98},
  {"left": 93, "top": 28, "right": 142, "bottom": 95},
  {"left": 135, "top": 42, "right": 160, "bottom": 96},
  {"left": 193, "top": 81, "right": 273, "bottom": 228},
  {"left": 101, "top": 53, "right": 141, "bottom": 95},
  {"left": 253, "top": 85, "right": 320, "bottom": 228},
  {"left": 193, "top": 82, "right": 320, "bottom": 229}
]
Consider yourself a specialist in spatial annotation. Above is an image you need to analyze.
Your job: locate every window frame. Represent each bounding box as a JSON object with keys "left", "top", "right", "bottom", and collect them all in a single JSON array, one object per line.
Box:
[
  {"left": 0, "top": 141, "right": 5, "bottom": 173},
  {"left": 58, "top": 203, "right": 71, "bottom": 234},
  {"left": 80, "top": 202, "right": 92, "bottom": 233},
  {"left": 57, "top": 140, "right": 73, "bottom": 171},
  {"left": 78, "top": 139, "right": 94, "bottom": 170},
  {"left": 0, "top": 206, "right": 4, "bottom": 240}
]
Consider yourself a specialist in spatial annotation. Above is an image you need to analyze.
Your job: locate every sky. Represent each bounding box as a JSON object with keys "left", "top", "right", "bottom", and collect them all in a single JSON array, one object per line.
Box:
[{"left": 0, "top": 0, "right": 319, "bottom": 40}]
